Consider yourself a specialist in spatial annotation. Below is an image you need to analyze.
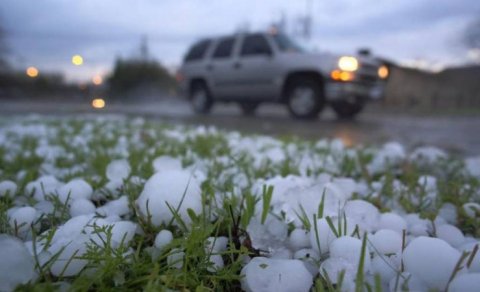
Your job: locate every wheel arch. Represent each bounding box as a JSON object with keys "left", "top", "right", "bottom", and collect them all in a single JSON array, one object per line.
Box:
[{"left": 281, "top": 71, "right": 325, "bottom": 102}]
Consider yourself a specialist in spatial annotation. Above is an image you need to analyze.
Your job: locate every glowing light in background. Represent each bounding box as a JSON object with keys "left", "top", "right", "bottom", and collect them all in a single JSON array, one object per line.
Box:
[
  {"left": 72, "top": 55, "right": 84, "bottom": 66},
  {"left": 92, "top": 75, "right": 103, "bottom": 85},
  {"left": 26, "top": 67, "right": 39, "bottom": 78},
  {"left": 378, "top": 65, "right": 389, "bottom": 79},
  {"left": 91, "top": 98, "right": 106, "bottom": 109}
]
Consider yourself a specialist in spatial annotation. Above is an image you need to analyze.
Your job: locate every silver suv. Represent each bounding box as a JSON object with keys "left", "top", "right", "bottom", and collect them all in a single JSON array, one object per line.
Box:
[{"left": 178, "top": 32, "right": 388, "bottom": 119}]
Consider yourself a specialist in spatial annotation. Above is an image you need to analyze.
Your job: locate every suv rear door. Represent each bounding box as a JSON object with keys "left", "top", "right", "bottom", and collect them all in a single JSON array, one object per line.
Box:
[
  {"left": 208, "top": 36, "right": 243, "bottom": 99},
  {"left": 234, "top": 33, "right": 279, "bottom": 99}
]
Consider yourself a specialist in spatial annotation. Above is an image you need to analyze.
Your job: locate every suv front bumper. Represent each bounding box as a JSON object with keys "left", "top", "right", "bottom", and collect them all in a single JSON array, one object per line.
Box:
[{"left": 324, "top": 81, "right": 385, "bottom": 102}]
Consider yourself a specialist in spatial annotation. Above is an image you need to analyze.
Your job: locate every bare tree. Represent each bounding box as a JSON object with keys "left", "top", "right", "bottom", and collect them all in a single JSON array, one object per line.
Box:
[
  {"left": 0, "top": 15, "right": 9, "bottom": 69},
  {"left": 465, "top": 17, "right": 480, "bottom": 49}
]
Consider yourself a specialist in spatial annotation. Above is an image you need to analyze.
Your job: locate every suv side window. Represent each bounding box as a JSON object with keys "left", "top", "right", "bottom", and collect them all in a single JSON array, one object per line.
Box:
[
  {"left": 212, "top": 37, "right": 235, "bottom": 59},
  {"left": 240, "top": 34, "right": 272, "bottom": 56},
  {"left": 184, "top": 40, "right": 211, "bottom": 62}
]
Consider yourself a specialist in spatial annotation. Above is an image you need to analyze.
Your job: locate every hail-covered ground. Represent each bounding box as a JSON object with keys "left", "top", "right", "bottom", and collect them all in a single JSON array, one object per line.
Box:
[{"left": 0, "top": 115, "right": 479, "bottom": 292}]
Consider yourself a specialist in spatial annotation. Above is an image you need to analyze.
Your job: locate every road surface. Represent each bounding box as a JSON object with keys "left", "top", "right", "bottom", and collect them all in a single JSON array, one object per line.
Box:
[{"left": 1, "top": 99, "right": 479, "bottom": 156}]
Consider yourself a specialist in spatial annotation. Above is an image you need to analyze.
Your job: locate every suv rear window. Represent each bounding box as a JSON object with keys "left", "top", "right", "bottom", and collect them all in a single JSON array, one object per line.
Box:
[
  {"left": 212, "top": 37, "right": 235, "bottom": 59},
  {"left": 240, "top": 34, "right": 272, "bottom": 56},
  {"left": 184, "top": 40, "right": 211, "bottom": 62}
]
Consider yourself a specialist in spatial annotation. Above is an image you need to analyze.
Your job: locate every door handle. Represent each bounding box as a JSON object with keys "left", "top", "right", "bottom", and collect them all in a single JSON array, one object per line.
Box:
[
  {"left": 206, "top": 64, "right": 214, "bottom": 71},
  {"left": 233, "top": 62, "right": 242, "bottom": 69}
]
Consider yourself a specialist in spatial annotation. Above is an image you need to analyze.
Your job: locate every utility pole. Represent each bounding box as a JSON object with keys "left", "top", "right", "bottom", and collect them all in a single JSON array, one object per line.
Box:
[
  {"left": 304, "top": 0, "right": 313, "bottom": 39},
  {"left": 294, "top": 0, "right": 313, "bottom": 40}
]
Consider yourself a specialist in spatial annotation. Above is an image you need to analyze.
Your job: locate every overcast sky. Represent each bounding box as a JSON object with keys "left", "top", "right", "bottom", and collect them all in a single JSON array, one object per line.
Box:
[{"left": 1, "top": 0, "right": 479, "bottom": 81}]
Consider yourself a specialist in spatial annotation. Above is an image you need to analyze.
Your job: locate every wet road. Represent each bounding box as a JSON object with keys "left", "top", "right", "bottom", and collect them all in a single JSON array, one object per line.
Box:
[{"left": 1, "top": 99, "right": 479, "bottom": 155}]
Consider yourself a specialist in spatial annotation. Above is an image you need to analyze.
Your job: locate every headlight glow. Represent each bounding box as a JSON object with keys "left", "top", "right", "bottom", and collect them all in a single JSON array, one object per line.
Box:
[
  {"left": 338, "top": 56, "right": 358, "bottom": 72},
  {"left": 378, "top": 65, "right": 389, "bottom": 79}
]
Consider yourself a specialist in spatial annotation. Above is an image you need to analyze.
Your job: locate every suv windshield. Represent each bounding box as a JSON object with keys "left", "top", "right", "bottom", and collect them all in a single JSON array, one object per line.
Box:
[{"left": 272, "top": 34, "right": 305, "bottom": 53}]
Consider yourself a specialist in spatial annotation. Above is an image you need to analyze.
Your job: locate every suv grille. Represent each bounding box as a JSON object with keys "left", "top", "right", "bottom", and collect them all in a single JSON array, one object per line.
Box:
[{"left": 357, "top": 63, "right": 379, "bottom": 84}]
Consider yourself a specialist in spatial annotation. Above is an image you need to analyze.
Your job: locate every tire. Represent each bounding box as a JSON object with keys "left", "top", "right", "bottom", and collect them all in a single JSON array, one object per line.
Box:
[
  {"left": 285, "top": 78, "right": 325, "bottom": 119},
  {"left": 330, "top": 98, "right": 365, "bottom": 120},
  {"left": 190, "top": 82, "right": 213, "bottom": 114},
  {"left": 239, "top": 102, "right": 259, "bottom": 116}
]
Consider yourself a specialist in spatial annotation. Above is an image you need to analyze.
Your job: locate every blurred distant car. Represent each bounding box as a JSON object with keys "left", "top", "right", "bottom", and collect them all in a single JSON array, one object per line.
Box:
[{"left": 177, "top": 32, "right": 389, "bottom": 119}]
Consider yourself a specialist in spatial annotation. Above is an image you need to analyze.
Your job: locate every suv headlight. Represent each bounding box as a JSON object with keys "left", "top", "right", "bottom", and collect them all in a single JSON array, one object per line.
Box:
[{"left": 338, "top": 56, "right": 358, "bottom": 72}]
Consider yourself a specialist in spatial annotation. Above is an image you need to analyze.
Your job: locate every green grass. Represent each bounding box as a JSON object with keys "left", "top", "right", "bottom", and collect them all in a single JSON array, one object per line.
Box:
[{"left": 0, "top": 116, "right": 479, "bottom": 291}]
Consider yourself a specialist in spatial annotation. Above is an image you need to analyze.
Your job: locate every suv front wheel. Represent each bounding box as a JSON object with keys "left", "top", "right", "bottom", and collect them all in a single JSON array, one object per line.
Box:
[
  {"left": 190, "top": 82, "right": 213, "bottom": 114},
  {"left": 285, "top": 78, "right": 325, "bottom": 119}
]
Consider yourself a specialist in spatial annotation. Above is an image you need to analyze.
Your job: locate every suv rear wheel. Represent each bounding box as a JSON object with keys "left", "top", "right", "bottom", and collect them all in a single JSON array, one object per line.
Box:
[
  {"left": 330, "top": 97, "right": 365, "bottom": 119},
  {"left": 285, "top": 78, "right": 325, "bottom": 119},
  {"left": 190, "top": 82, "right": 213, "bottom": 114}
]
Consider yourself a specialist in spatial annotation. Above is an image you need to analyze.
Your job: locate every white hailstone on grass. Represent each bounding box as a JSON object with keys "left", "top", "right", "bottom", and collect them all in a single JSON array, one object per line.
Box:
[
  {"left": 152, "top": 156, "right": 183, "bottom": 173},
  {"left": 205, "top": 236, "right": 228, "bottom": 253},
  {"left": 458, "top": 242, "right": 480, "bottom": 272},
  {"left": 463, "top": 202, "right": 480, "bottom": 219},
  {"left": 449, "top": 273, "right": 480, "bottom": 292},
  {"left": 154, "top": 230, "right": 173, "bottom": 251},
  {"left": 436, "top": 224, "right": 465, "bottom": 247},
  {"left": 329, "top": 236, "right": 371, "bottom": 272},
  {"left": 344, "top": 200, "right": 380, "bottom": 232},
  {"left": 48, "top": 234, "right": 89, "bottom": 277},
  {"left": 371, "top": 254, "right": 398, "bottom": 284},
  {"left": 288, "top": 228, "right": 311, "bottom": 250},
  {"left": 96, "top": 196, "right": 130, "bottom": 217},
  {"left": 207, "top": 254, "right": 224, "bottom": 272},
  {"left": 34, "top": 200, "right": 55, "bottom": 215},
  {"left": 8, "top": 206, "right": 37, "bottom": 234},
  {"left": 0, "top": 180, "right": 17, "bottom": 198},
  {"left": 241, "top": 257, "right": 313, "bottom": 292},
  {"left": 129, "top": 176, "right": 145, "bottom": 185},
  {"left": 136, "top": 170, "right": 202, "bottom": 227},
  {"left": 26, "top": 175, "right": 62, "bottom": 201},
  {"left": 418, "top": 175, "right": 437, "bottom": 193},
  {"left": 465, "top": 156, "right": 480, "bottom": 178},
  {"left": 52, "top": 214, "right": 93, "bottom": 242},
  {"left": 167, "top": 248, "right": 185, "bottom": 269},
  {"left": 319, "top": 257, "right": 356, "bottom": 284},
  {"left": 403, "top": 236, "right": 461, "bottom": 290},
  {"left": 388, "top": 272, "right": 427, "bottom": 292},
  {"left": 370, "top": 229, "right": 403, "bottom": 254},
  {"left": 438, "top": 203, "right": 458, "bottom": 224},
  {"left": 405, "top": 213, "right": 430, "bottom": 236},
  {"left": 57, "top": 179, "right": 93, "bottom": 204},
  {"left": 378, "top": 213, "right": 407, "bottom": 234},
  {"left": 331, "top": 177, "right": 357, "bottom": 199},
  {"left": 410, "top": 146, "right": 447, "bottom": 166},
  {"left": 270, "top": 247, "right": 293, "bottom": 259},
  {"left": 106, "top": 159, "right": 131, "bottom": 182},
  {"left": 247, "top": 215, "right": 288, "bottom": 252},
  {"left": 69, "top": 199, "right": 96, "bottom": 217},
  {"left": 309, "top": 218, "right": 338, "bottom": 255},
  {"left": 101, "top": 180, "right": 124, "bottom": 197},
  {"left": 109, "top": 221, "right": 137, "bottom": 247},
  {"left": 0, "top": 235, "right": 37, "bottom": 291},
  {"left": 294, "top": 248, "right": 320, "bottom": 276}
]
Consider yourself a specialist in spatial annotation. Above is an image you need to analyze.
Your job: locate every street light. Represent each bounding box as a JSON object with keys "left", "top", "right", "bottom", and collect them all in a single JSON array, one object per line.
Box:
[
  {"left": 72, "top": 55, "right": 84, "bottom": 66},
  {"left": 26, "top": 67, "right": 39, "bottom": 78},
  {"left": 91, "top": 98, "right": 106, "bottom": 109},
  {"left": 92, "top": 74, "right": 103, "bottom": 85}
]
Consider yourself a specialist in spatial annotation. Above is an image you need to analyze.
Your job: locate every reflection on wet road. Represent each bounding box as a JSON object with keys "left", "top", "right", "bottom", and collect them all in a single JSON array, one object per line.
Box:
[{"left": 1, "top": 99, "right": 479, "bottom": 155}]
